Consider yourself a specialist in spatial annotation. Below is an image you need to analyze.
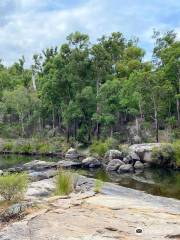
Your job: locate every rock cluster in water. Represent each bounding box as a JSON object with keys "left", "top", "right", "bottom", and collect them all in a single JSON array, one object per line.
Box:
[{"left": 0, "top": 143, "right": 177, "bottom": 178}]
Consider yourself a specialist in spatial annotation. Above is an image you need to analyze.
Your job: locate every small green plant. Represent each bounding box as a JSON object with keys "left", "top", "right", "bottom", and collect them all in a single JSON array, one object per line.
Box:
[
  {"left": 94, "top": 179, "right": 104, "bottom": 193},
  {"left": 0, "top": 173, "right": 28, "bottom": 201},
  {"left": 55, "top": 170, "right": 78, "bottom": 196},
  {"left": 172, "top": 140, "right": 180, "bottom": 167},
  {"left": 90, "top": 140, "right": 108, "bottom": 157},
  {"left": 119, "top": 144, "right": 129, "bottom": 156},
  {"left": 2, "top": 142, "right": 14, "bottom": 151}
]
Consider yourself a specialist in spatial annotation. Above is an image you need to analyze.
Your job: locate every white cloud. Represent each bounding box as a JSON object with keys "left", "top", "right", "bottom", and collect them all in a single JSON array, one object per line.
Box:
[{"left": 0, "top": 0, "right": 179, "bottom": 66}]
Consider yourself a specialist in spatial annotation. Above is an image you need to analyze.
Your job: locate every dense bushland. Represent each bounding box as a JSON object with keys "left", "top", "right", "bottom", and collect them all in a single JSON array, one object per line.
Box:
[{"left": 0, "top": 30, "right": 179, "bottom": 143}]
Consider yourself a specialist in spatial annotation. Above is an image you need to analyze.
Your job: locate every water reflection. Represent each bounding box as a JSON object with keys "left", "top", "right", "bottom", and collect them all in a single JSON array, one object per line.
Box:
[
  {"left": 0, "top": 154, "right": 59, "bottom": 169},
  {"left": 0, "top": 155, "right": 179, "bottom": 199},
  {"left": 85, "top": 168, "right": 180, "bottom": 200}
]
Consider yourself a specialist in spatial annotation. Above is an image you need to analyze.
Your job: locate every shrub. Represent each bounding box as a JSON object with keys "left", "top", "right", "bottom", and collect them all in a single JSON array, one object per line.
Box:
[
  {"left": 172, "top": 140, "right": 180, "bottom": 167},
  {"left": 55, "top": 170, "right": 78, "bottom": 196},
  {"left": 2, "top": 142, "right": 14, "bottom": 152},
  {"left": 19, "top": 143, "right": 34, "bottom": 153},
  {"left": 152, "top": 144, "right": 174, "bottom": 166},
  {"left": 119, "top": 144, "right": 130, "bottom": 156},
  {"left": 12, "top": 140, "right": 34, "bottom": 153},
  {"left": 172, "top": 128, "right": 180, "bottom": 140},
  {"left": 90, "top": 140, "right": 108, "bottom": 157},
  {"left": 105, "top": 137, "right": 118, "bottom": 149},
  {"left": 0, "top": 173, "right": 28, "bottom": 201},
  {"left": 36, "top": 142, "right": 51, "bottom": 154},
  {"left": 94, "top": 179, "right": 104, "bottom": 193}
]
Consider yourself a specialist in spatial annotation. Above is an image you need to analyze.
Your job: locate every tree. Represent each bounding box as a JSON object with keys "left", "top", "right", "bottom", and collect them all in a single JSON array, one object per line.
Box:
[
  {"left": 94, "top": 79, "right": 121, "bottom": 137},
  {"left": 0, "top": 30, "right": 179, "bottom": 142},
  {"left": 2, "top": 86, "right": 41, "bottom": 136},
  {"left": 153, "top": 30, "right": 180, "bottom": 126}
]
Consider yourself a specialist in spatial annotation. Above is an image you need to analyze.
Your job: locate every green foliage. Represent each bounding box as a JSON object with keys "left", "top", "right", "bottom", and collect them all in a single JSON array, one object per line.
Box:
[
  {"left": 172, "top": 128, "right": 180, "bottom": 140},
  {"left": 94, "top": 179, "right": 104, "bottom": 193},
  {"left": 2, "top": 86, "right": 41, "bottom": 137},
  {"left": 90, "top": 140, "right": 108, "bottom": 157},
  {"left": 0, "top": 173, "right": 28, "bottom": 201},
  {"left": 1, "top": 137, "right": 66, "bottom": 155},
  {"left": 119, "top": 144, "right": 130, "bottom": 156},
  {"left": 18, "top": 143, "right": 34, "bottom": 153},
  {"left": 152, "top": 144, "right": 175, "bottom": 166},
  {"left": 105, "top": 137, "right": 119, "bottom": 149},
  {"left": 90, "top": 138, "right": 119, "bottom": 157},
  {"left": 172, "top": 141, "right": 180, "bottom": 167},
  {"left": 0, "top": 30, "right": 179, "bottom": 143},
  {"left": 55, "top": 170, "right": 78, "bottom": 196},
  {"left": 2, "top": 142, "right": 13, "bottom": 151},
  {"left": 35, "top": 142, "right": 52, "bottom": 154}
]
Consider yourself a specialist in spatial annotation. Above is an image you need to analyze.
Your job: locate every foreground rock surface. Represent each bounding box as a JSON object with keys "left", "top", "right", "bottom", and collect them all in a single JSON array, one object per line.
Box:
[
  {"left": 0, "top": 175, "right": 180, "bottom": 240},
  {"left": 0, "top": 203, "right": 31, "bottom": 222}
]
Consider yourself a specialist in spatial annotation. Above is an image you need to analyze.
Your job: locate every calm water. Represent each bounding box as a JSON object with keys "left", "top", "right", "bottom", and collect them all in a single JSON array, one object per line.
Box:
[
  {"left": 0, "top": 154, "right": 60, "bottom": 169},
  {"left": 84, "top": 168, "right": 180, "bottom": 200},
  {"left": 0, "top": 154, "right": 180, "bottom": 200}
]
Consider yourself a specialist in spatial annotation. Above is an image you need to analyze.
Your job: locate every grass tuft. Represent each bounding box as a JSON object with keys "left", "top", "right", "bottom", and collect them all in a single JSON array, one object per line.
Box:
[
  {"left": 55, "top": 170, "right": 78, "bottom": 196},
  {"left": 94, "top": 179, "right": 104, "bottom": 193}
]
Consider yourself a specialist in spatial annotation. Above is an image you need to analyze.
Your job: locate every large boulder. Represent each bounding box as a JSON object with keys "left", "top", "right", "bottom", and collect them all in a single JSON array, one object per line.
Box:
[
  {"left": 129, "top": 152, "right": 140, "bottom": 161},
  {"left": 128, "top": 143, "right": 162, "bottom": 164},
  {"left": 134, "top": 161, "right": 144, "bottom": 169},
  {"left": 143, "top": 151, "right": 152, "bottom": 163},
  {"left": 106, "top": 159, "right": 124, "bottom": 172},
  {"left": 128, "top": 143, "right": 176, "bottom": 168},
  {"left": 65, "top": 148, "right": 79, "bottom": 160},
  {"left": 122, "top": 156, "right": 132, "bottom": 164},
  {"left": 104, "top": 150, "right": 123, "bottom": 163},
  {"left": 23, "top": 160, "right": 57, "bottom": 171},
  {"left": 118, "top": 164, "right": 134, "bottom": 173},
  {"left": 82, "top": 157, "right": 101, "bottom": 168}
]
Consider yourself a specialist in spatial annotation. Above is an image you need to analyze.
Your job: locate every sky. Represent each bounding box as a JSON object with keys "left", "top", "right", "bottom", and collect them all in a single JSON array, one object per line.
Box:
[{"left": 0, "top": 0, "right": 180, "bottom": 66}]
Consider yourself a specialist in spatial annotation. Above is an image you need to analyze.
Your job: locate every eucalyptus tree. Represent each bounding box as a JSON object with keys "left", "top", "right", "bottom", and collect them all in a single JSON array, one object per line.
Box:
[
  {"left": 2, "top": 86, "right": 39, "bottom": 136},
  {"left": 153, "top": 30, "right": 180, "bottom": 126}
]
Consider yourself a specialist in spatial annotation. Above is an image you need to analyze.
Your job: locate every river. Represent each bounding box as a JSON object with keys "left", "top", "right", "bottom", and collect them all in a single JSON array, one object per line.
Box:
[{"left": 0, "top": 154, "right": 179, "bottom": 200}]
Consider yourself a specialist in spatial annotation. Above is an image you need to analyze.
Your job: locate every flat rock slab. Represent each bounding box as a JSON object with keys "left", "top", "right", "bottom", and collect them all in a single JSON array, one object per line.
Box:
[
  {"left": 0, "top": 176, "right": 180, "bottom": 240},
  {"left": 25, "top": 178, "right": 55, "bottom": 202},
  {"left": 0, "top": 189, "right": 180, "bottom": 240}
]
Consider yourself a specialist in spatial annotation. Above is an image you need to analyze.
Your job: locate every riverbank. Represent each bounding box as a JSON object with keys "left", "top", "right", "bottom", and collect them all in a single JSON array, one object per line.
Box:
[
  {"left": 0, "top": 175, "right": 180, "bottom": 240},
  {"left": 0, "top": 138, "right": 180, "bottom": 170},
  {"left": 0, "top": 152, "right": 180, "bottom": 199}
]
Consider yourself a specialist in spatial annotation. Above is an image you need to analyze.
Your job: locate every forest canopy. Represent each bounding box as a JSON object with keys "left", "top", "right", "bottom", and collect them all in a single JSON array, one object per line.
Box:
[{"left": 0, "top": 30, "right": 179, "bottom": 143}]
